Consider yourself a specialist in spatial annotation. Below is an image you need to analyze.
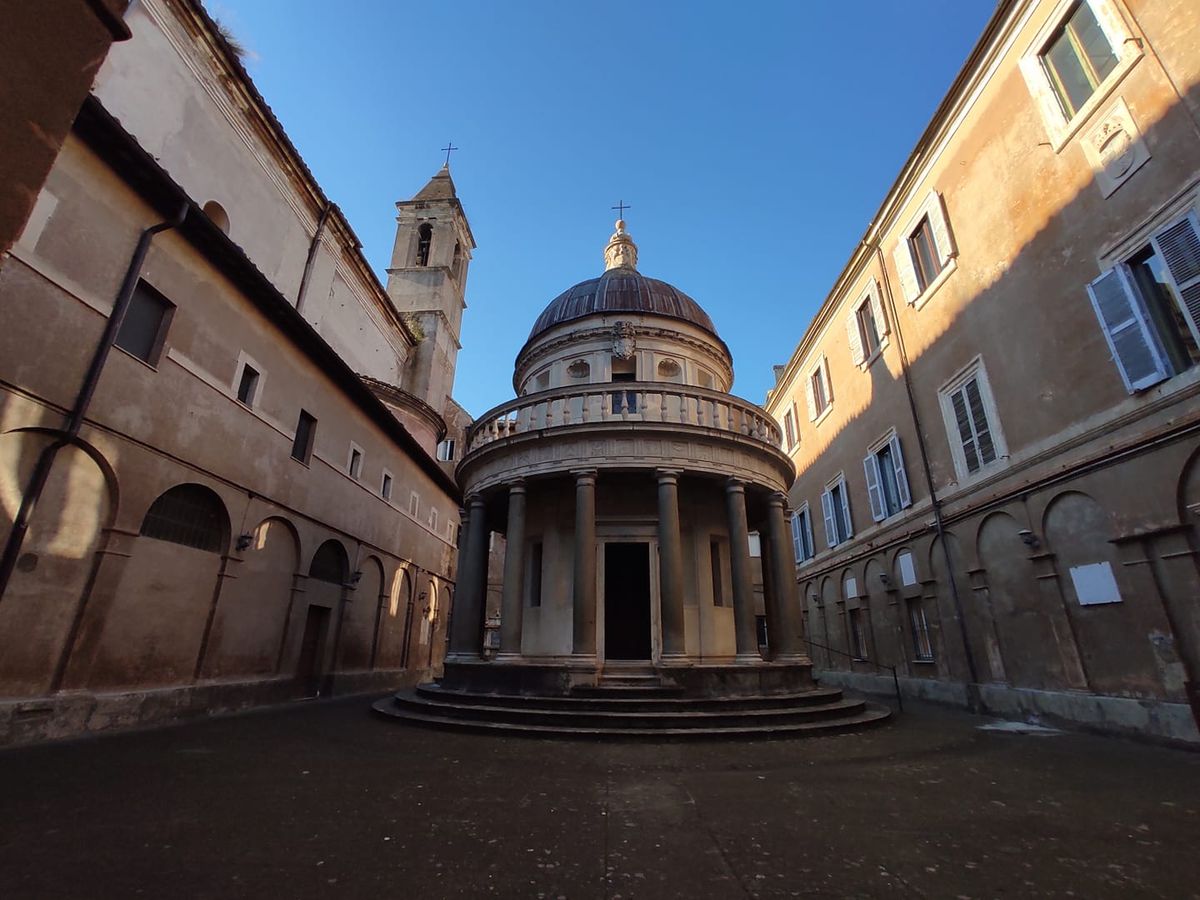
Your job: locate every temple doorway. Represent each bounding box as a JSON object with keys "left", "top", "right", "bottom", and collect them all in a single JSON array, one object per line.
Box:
[{"left": 603, "top": 542, "right": 652, "bottom": 660}]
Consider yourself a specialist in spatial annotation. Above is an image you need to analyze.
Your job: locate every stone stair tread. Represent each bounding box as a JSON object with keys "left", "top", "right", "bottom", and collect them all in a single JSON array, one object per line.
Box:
[
  {"left": 374, "top": 701, "right": 891, "bottom": 738},
  {"left": 394, "top": 696, "right": 867, "bottom": 720},
  {"left": 416, "top": 685, "right": 844, "bottom": 707}
]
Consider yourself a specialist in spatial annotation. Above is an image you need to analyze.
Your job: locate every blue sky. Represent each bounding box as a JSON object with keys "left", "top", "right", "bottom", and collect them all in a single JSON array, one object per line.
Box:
[{"left": 211, "top": 0, "right": 994, "bottom": 418}]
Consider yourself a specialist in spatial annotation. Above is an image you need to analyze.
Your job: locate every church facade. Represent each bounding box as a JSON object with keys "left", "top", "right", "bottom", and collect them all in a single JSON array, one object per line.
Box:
[
  {"left": 0, "top": 0, "right": 472, "bottom": 744},
  {"left": 765, "top": 0, "right": 1200, "bottom": 744}
]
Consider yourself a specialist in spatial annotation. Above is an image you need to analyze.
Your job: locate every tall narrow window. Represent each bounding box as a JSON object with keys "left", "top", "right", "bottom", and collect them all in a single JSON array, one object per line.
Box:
[
  {"left": 428, "top": 507, "right": 439, "bottom": 532},
  {"left": 909, "top": 216, "right": 943, "bottom": 292},
  {"left": 848, "top": 608, "right": 868, "bottom": 660},
  {"left": 783, "top": 409, "right": 797, "bottom": 450},
  {"left": 528, "top": 541, "right": 543, "bottom": 607},
  {"left": 946, "top": 375, "right": 998, "bottom": 475},
  {"left": 856, "top": 300, "right": 881, "bottom": 358},
  {"left": 291, "top": 410, "right": 316, "bottom": 464},
  {"left": 908, "top": 598, "right": 934, "bottom": 660},
  {"left": 381, "top": 472, "right": 393, "bottom": 500},
  {"left": 451, "top": 241, "right": 463, "bottom": 281},
  {"left": 710, "top": 540, "right": 724, "bottom": 607},
  {"left": 864, "top": 433, "right": 913, "bottom": 522},
  {"left": 820, "top": 477, "right": 853, "bottom": 548},
  {"left": 409, "top": 492, "right": 420, "bottom": 517},
  {"left": 115, "top": 280, "right": 174, "bottom": 365},
  {"left": 348, "top": 446, "right": 363, "bottom": 479},
  {"left": 610, "top": 357, "right": 638, "bottom": 414},
  {"left": 1040, "top": 2, "right": 1118, "bottom": 118},
  {"left": 791, "top": 505, "right": 815, "bottom": 563},
  {"left": 236, "top": 363, "right": 260, "bottom": 406},
  {"left": 415, "top": 223, "right": 432, "bottom": 266}
]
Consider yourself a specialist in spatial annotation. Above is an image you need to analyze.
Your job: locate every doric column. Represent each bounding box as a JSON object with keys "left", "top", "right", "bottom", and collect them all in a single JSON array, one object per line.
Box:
[
  {"left": 448, "top": 494, "right": 488, "bottom": 658},
  {"left": 572, "top": 470, "right": 597, "bottom": 658},
  {"left": 764, "top": 491, "right": 806, "bottom": 662},
  {"left": 725, "top": 479, "right": 761, "bottom": 662},
  {"left": 657, "top": 469, "right": 687, "bottom": 661},
  {"left": 498, "top": 480, "right": 527, "bottom": 659}
]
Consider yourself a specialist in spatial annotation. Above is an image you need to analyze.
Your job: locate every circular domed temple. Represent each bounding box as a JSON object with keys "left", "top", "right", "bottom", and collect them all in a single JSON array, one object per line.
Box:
[{"left": 376, "top": 221, "right": 889, "bottom": 736}]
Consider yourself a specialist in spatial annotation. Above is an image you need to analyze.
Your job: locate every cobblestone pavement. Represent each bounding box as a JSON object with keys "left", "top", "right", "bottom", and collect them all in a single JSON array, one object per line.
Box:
[{"left": 1, "top": 695, "right": 1198, "bottom": 899}]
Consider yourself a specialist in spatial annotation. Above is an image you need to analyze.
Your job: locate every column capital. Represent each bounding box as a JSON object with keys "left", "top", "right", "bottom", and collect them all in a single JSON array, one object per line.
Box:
[
  {"left": 766, "top": 491, "right": 788, "bottom": 509},
  {"left": 570, "top": 468, "right": 597, "bottom": 484},
  {"left": 724, "top": 478, "right": 746, "bottom": 496},
  {"left": 466, "top": 493, "right": 487, "bottom": 510},
  {"left": 505, "top": 478, "right": 526, "bottom": 495},
  {"left": 655, "top": 468, "right": 682, "bottom": 484}
]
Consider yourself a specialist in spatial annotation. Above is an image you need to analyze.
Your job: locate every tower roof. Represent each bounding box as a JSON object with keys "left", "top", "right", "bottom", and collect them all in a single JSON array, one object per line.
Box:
[{"left": 413, "top": 164, "right": 458, "bottom": 201}]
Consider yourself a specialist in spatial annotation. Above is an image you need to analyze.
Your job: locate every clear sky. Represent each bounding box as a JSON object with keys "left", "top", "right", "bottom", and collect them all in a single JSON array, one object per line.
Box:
[{"left": 210, "top": 0, "right": 995, "bottom": 418}]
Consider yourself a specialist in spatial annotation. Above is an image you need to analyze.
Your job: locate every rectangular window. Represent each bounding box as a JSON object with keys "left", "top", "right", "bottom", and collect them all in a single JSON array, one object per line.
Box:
[
  {"left": 428, "top": 508, "right": 439, "bottom": 532},
  {"left": 791, "top": 505, "right": 815, "bottom": 563},
  {"left": 381, "top": 472, "right": 393, "bottom": 500},
  {"left": 236, "top": 363, "right": 260, "bottom": 406},
  {"left": 940, "top": 361, "right": 1006, "bottom": 480},
  {"left": 291, "top": 410, "right": 316, "bottom": 464},
  {"left": 755, "top": 615, "right": 769, "bottom": 649},
  {"left": 437, "top": 439, "right": 456, "bottom": 462},
  {"left": 848, "top": 608, "right": 868, "bottom": 660},
  {"left": 856, "top": 300, "right": 881, "bottom": 358},
  {"left": 908, "top": 598, "right": 934, "bottom": 661},
  {"left": 909, "top": 216, "right": 943, "bottom": 293},
  {"left": 783, "top": 409, "right": 797, "bottom": 449},
  {"left": 820, "top": 477, "right": 853, "bottom": 548},
  {"left": 409, "top": 491, "right": 420, "bottom": 517},
  {"left": 1088, "top": 212, "right": 1200, "bottom": 393},
  {"left": 528, "top": 541, "right": 543, "bottom": 607},
  {"left": 710, "top": 540, "right": 724, "bottom": 607},
  {"left": 864, "top": 432, "right": 912, "bottom": 522},
  {"left": 1041, "top": 1, "right": 1118, "bottom": 119},
  {"left": 114, "top": 280, "right": 174, "bottom": 365},
  {"left": 348, "top": 446, "right": 363, "bottom": 479},
  {"left": 748, "top": 532, "right": 761, "bottom": 558}
]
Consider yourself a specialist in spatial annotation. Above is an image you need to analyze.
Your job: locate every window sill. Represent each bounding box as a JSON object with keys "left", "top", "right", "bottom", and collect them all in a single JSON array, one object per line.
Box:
[
  {"left": 290, "top": 456, "right": 311, "bottom": 468},
  {"left": 912, "top": 658, "right": 937, "bottom": 666},
  {"left": 812, "top": 404, "right": 833, "bottom": 428},
  {"left": 858, "top": 339, "right": 889, "bottom": 371},
  {"left": 911, "top": 257, "right": 957, "bottom": 311},
  {"left": 1047, "top": 52, "right": 1142, "bottom": 154},
  {"left": 113, "top": 344, "right": 162, "bottom": 372}
]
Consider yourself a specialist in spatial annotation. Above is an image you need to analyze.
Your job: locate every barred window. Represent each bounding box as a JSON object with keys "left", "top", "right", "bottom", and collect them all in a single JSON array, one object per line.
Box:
[{"left": 140, "top": 484, "right": 229, "bottom": 553}]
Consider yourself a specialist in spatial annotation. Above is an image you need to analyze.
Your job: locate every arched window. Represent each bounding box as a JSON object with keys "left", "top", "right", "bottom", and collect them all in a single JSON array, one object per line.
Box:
[
  {"left": 202, "top": 200, "right": 230, "bottom": 235},
  {"left": 451, "top": 241, "right": 462, "bottom": 280},
  {"left": 415, "top": 223, "right": 433, "bottom": 266},
  {"left": 140, "top": 484, "right": 230, "bottom": 553},
  {"left": 309, "top": 539, "right": 349, "bottom": 585}
]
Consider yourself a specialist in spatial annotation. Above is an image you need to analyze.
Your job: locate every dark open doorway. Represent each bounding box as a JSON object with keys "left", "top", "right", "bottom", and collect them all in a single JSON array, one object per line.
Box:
[
  {"left": 604, "top": 542, "right": 652, "bottom": 660},
  {"left": 296, "top": 604, "right": 330, "bottom": 697}
]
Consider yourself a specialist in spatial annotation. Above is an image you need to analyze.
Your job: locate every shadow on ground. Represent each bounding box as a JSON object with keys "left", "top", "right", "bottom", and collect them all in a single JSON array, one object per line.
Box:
[{"left": 0, "top": 697, "right": 1197, "bottom": 898}]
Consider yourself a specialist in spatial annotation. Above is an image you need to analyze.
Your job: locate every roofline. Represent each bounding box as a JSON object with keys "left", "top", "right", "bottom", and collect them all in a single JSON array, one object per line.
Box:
[
  {"left": 168, "top": 0, "right": 419, "bottom": 347},
  {"left": 767, "top": 0, "right": 1022, "bottom": 406},
  {"left": 73, "top": 94, "right": 462, "bottom": 502}
]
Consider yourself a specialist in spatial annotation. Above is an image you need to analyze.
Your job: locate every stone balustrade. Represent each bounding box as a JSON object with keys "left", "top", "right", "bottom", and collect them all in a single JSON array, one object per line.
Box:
[{"left": 465, "top": 382, "right": 781, "bottom": 455}]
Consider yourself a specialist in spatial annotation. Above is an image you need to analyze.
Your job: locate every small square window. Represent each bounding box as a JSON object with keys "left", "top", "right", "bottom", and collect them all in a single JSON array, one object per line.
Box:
[
  {"left": 437, "top": 439, "right": 456, "bottom": 462},
  {"left": 236, "top": 363, "right": 260, "bottom": 406},
  {"left": 115, "top": 280, "right": 174, "bottom": 365},
  {"left": 291, "top": 411, "right": 316, "bottom": 464}
]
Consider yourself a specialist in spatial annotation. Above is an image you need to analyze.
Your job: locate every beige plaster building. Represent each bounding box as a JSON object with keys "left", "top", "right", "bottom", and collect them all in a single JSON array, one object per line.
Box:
[
  {"left": 0, "top": 0, "right": 473, "bottom": 744},
  {"left": 765, "top": 0, "right": 1200, "bottom": 744}
]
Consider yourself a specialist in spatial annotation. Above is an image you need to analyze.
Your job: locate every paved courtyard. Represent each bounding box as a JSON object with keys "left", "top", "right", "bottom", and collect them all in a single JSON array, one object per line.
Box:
[{"left": 0, "top": 696, "right": 1198, "bottom": 899}]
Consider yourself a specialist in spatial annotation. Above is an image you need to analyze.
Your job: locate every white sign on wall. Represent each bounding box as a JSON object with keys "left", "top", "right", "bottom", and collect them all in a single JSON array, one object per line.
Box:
[
  {"left": 898, "top": 551, "right": 918, "bottom": 587},
  {"left": 1069, "top": 562, "right": 1123, "bottom": 606}
]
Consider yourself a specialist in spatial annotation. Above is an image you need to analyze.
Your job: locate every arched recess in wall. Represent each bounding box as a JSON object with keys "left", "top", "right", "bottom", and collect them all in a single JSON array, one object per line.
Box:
[
  {"left": 1043, "top": 490, "right": 1159, "bottom": 695},
  {"left": 340, "top": 555, "right": 384, "bottom": 670},
  {"left": 204, "top": 516, "right": 300, "bottom": 679},
  {"left": 202, "top": 200, "right": 230, "bottom": 235},
  {"left": 0, "top": 429, "right": 115, "bottom": 696},
  {"left": 817, "top": 575, "right": 839, "bottom": 667},
  {"left": 862, "top": 557, "right": 892, "bottom": 664},
  {"left": 976, "top": 510, "right": 1053, "bottom": 689},
  {"left": 415, "top": 223, "right": 433, "bottom": 266},
  {"left": 1177, "top": 444, "right": 1200, "bottom": 524},
  {"left": 928, "top": 530, "right": 986, "bottom": 683},
  {"left": 420, "top": 581, "right": 439, "bottom": 648},
  {"left": 82, "top": 483, "right": 231, "bottom": 691},
  {"left": 378, "top": 566, "right": 414, "bottom": 669}
]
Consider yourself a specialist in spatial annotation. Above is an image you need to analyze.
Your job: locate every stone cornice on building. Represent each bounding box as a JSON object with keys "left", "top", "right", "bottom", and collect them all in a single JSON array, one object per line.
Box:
[
  {"left": 154, "top": 0, "right": 419, "bottom": 348},
  {"left": 72, "top": 94, "right": 461, "bottom": 501},
  {"left": 360, "top": 375, "right": 449, "bottom": 445},
  {"left": 767, "top": 0, "right": 1023, "bottom": 406}
]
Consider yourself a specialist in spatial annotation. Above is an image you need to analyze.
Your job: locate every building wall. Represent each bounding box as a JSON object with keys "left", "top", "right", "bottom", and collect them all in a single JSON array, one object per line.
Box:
[
  {"left": 766, "top": 0, "right": 1200, "bottom": 744},
  {"left": 0, "top": 129, "right": 457, "bottom": 744}
]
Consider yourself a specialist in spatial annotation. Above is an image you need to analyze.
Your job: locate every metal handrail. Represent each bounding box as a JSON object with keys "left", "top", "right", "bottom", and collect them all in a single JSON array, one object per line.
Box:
[{"left": 805, "top": 637, "right": 903, "bottom": 712}]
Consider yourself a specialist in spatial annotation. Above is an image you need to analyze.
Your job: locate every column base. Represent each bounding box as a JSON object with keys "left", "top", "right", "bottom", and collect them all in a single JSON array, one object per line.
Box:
[
  {"left": 569, "top": 653, "right": 597, "bottom": 666},
  {"left": 770, "top": 652, "right": 811, "bottom": 665},
  {"left": 444, "top": 651, "right": 485, "bottom": 663},
  {"left": 494, "top": 652, "right": 525, "bottom": 663},
  {"left": 734, "top": 652, "right": 764, "bottom": 665},
  {"left": 658, "top": 652, "right": 690, "bottom": 666}
]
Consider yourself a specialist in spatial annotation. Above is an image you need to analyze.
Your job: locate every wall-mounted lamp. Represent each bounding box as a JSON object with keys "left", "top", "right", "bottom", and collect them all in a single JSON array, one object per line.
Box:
[
  {"left": 1018, "top": 529, "right": 1041, "bottom": 550},
  {"left": 349, "top": 570, "right": 363, "bottom": 586},
  {"left": 879, "top": 572, "right": 891, "bottom": 588},
  {"left": 236, "top": 533, "right": 253, "bottom": 552}
]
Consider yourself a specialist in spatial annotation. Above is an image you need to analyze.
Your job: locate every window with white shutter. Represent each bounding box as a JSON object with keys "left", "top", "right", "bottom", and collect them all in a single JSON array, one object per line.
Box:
[
  {"left": 821, "top": 477, "right": 853, "bottom": 547},
  {"left": 791, "top": 504, "right": 815, "bottom": 563},
  {"left": 864, "top": 431, "right": 912, "bottom": 521},
  {"left": 1087, "top": 210, "right": 1200, "bottom": 392},
  {"left": 893, "top": 191, "right": 956, "bottom": 305},
  {"left": 783, "top": 408, "right": 797, "bottom": 450},
  {"left": 939, "top": 360, "right": 1007, "bottom": 480},
  {"left": 846, "top": 307, "right": 865, "bottom": 366},
  {"left": 808, "top": 358, "right": 831, "bottom": 420}
]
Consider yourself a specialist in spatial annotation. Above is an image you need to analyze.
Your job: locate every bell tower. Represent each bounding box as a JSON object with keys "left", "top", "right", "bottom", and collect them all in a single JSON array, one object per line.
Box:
[{"left": 386, "top": 164, "right": 475, "bottom": 418}]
